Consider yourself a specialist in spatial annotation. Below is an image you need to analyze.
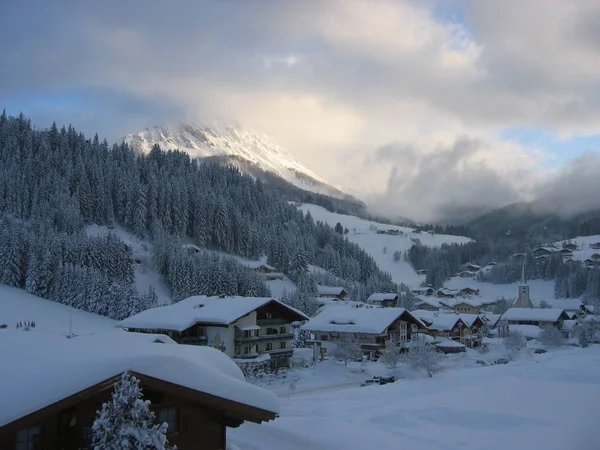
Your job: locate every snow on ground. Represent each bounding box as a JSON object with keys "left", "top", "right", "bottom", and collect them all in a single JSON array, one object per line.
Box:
[
  {"left": 231, "top": 345, "right": 600, "bottom": 450},
  {"left": 444, "top": 277, "right": 556, "bottom": 302},
  {"left": 295, "top": 203, "right": 472, "bottom": 286},
  {"left": 86, "top": 224, "right": 172, "bottom": 304},
  {"left": 0, "top": 285, "right": 115, "bottom": 336}
]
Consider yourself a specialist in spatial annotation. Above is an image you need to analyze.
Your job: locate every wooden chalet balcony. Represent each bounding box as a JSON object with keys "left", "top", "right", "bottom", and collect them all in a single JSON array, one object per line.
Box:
[
  {"left": 257, "top": 333, "right": 293, "bottom": 341},
  {"left": 180, "top": 336, "right": 207, "bottom": 345},
  {"left": 257, "top": 318, "right": 288, "bottom": 326}
]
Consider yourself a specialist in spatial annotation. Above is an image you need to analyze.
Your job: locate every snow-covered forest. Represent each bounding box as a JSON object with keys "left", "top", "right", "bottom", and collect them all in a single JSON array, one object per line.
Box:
[{"left": 0, "top": 112, "right": 396, "bottom": 317}]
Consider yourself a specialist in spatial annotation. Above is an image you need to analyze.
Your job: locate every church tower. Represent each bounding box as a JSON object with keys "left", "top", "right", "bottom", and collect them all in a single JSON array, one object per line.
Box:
[{"left": 514, "top": 262, "right": 533, "bottom": 308}]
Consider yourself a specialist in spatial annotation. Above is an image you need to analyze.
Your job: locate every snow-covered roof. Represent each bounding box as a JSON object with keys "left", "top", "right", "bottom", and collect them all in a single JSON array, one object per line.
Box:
[
  {"left": 367, "top": 293, "right": 399, "bottom": 302},
  {"left": 508, "top": 324, "right": 542, "bottom": 339},
  {"left": 316, "top": 285, "right": 346, "bottom": 296},
  {"left": 411, "top": 310, "right": 464, "bottom": 331},
  {"left": 501, "top": 308, "right": 567, "bottom": 323},
  {"left": 533, "top": 299, "right": 582, "bottom": 311},
  {"left": 412, "top": 287, "right": 433, "bottom": 293},
  {"left": 458, "top": 314, "right": 485, "bottom": 328},
  {"left": 243, "top": 261, "right": 276, "bottom": 271},
  {"left": 301, "top": 305, "right": 424, "bottom": 335},
  {"left": 436, "top": 340, "right": 466, "bottom": 348},
  {"left": 480, "top": 313, "right": 502, "bottom": 328},
  {"left": 0, "top": 329, "right": 279, "bottom": 428},
  {"left": 117, "top": 296, "right": 308, "bottom": 332},
  {"left": 414, "top": 298, "right": 442, "bottom": 309}
]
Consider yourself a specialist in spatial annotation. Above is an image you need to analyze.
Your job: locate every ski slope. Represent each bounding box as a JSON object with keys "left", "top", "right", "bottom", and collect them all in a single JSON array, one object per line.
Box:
[{"left": 296, "top": 204, "right": 472, "bottom": 286}]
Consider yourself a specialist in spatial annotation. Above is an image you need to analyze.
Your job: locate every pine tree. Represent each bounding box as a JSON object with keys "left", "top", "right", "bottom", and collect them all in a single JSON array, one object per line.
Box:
[{"left": 92, "top": 372, "right": 170, "bottom": 450}]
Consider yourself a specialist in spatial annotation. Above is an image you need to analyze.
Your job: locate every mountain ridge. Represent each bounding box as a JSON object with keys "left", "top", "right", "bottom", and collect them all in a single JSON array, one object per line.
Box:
[{"left": 124, "top": 122, "right": 349, "bottom": 200}]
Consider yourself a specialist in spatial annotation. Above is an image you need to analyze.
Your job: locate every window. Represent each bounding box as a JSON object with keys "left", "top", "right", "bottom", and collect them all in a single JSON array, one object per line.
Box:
[
  {"left": 158, "top": 409, "right": 179, "bottom": 433},
  {"left": 16, "top": 427, "right": 40, "bottom": 450},
  {"left": 279, "top": 326, "right": 286, "bottom": 334},
  {"left": 266, "top": 343, "right": 273, "bottom": 351},
  {"left": 279, "top": 341, "right": 286, "bottom": 349},
  {"left": 243, "top": 346, "right": 249, "bottom": 355},
  {"left": 266, "top": 327, "right": 278, "bottom": 335},
  {"left": 235, "top": 346, "right": 241, "bottom": 355}
]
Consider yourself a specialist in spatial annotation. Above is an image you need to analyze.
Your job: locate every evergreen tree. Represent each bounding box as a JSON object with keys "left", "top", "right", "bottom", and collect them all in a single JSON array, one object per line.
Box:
[{"left": 92, "top": 372, "right": 170, "bottom": 450}]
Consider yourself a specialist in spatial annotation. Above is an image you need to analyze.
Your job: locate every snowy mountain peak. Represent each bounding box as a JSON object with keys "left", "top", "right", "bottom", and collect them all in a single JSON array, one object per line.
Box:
[{"left": 124, "top": 122, "right": 346, "bottom": 197}]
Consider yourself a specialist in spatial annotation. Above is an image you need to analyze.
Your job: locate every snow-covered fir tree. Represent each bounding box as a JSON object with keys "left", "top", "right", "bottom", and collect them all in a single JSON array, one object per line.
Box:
[{"left": 92, "top": 372, "right": 171, "bottom": 450}]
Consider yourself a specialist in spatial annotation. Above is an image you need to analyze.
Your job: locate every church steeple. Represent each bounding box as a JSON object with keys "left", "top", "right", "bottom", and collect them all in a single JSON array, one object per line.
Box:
[{"left": 515, "top": 261, "right": 533, "bottom": 308}]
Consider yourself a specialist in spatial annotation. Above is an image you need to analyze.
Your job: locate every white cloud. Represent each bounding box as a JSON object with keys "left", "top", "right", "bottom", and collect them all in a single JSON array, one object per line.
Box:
[{"left": 3, "top": 0, "right": 600, "bottom": 221}]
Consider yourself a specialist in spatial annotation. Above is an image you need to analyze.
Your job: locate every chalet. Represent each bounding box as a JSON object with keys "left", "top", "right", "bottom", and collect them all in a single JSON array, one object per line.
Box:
[
  {"left": 414, "top": 298, "right": 442, "bottom": 311},
  {"left": 437, "top": 288, "right": 457, "bottom": 299},
  {"left": 367, "top": 293, "right": 399, "bottom": 307},
  {"left": 412, "top": 287, "right": 434, "bottom": 296},
  {"left": 584, "top": 258, "right": 600, "bottom": 267},
  {"left": 117, "top": 296, "right": 308, "bottom": 370},
  {"left": 413, "top": 312, "right": 469, "bottom": 342},
  {"left": 0, "top": 331, "right": 278, "bottom": 450},
  {"left": 592, "top": 253, "right": 600, "bottom": 261},
  {"left": 562, "top": 242, "right": 578, "bottom": 251},
  {"left": 501, "top": 308, "right": 569, "bottom": 329},
  {"left": 480, "top": 313, "right": 502, "bottom": 329},
  {"left": 301, "top": 305, "right": 426, "bottom": 359},
  {"left": 243, "top": 261, "right": 285, "bottom": 281},
  {"left": 458, "top": 314, "right": 487, "bottom": 346},
  {"left": 456, "top": 270, "right": 477, "bottom": 278},
  {"left": 463, "top": 264, "right": 481, "bottom": 272},
  {"left": 532, "top": 246, "right": 557, "bottom": 258},
  {"left": 590, "top": 242, "right": 600, "bottom": 250},
  {"left": 452, "top": 301, "right": 481, "bottom": 314},
  {"left": 316, "top": 285, "right": 347, "bottom": 300},
  {"left": 459, "top": 287, "right": 480, "bottom": 297},
  {"left": 182, "top": 243, "right": 202, "bottom": 255},
  {"left": 559, "top": 249, "right": 573, "bottom": 257},
  {"left": 416, "top": 269, "right": 428, "bottom": 276}
]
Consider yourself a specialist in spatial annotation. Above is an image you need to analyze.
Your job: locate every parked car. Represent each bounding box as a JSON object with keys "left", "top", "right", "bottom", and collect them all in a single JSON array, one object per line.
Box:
[
  {"left": 473, "top": 359, "right": 489, "bottom": 366},
  {"left": 494, "top": 358, "right": 509, "bottom": 365},
  {"left": 534, "top": 348, "right": 547, "bottom": 354},
  {"left": 360, "top": 376, "right": 396, "bottom": 387}
]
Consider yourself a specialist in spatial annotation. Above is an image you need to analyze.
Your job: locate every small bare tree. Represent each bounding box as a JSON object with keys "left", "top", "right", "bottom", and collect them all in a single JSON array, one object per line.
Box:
[
  {"left": 333, "top": 334, "right": 363, "bottom": 367},
  {"left": 404, "top": 341, "right": 442, "bottom": 377},
  {"left": 504, "top": 330, "right": 526, "bottom": 359},
  {"left": 380, "top": 335, "right": 404, "bottom": 375}
]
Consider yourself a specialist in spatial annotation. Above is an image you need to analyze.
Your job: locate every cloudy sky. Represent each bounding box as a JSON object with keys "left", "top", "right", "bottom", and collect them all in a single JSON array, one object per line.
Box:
[{"left": 2, "top": 0, "right": 600, "bottom": 222}]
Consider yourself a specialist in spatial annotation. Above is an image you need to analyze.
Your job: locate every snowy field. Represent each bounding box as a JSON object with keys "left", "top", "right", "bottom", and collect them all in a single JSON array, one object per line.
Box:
[
  {"left": 0, "top": 285, "right": 115, "bottom": 336},
  {"left": 295, "top": 203, "right": 472, "bottom": 286},
  {"left": 231, "top": 346, "right": 600, "bottom": 450}
]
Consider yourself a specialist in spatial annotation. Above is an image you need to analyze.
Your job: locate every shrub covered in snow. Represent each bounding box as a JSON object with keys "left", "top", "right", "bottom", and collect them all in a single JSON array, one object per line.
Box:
[
  {"left": 504, "top": 331, "right": 527, "bottom": 359},
  {"left": 333, "top": 334, "right": 363, "bottom": 367},
  {"left": 92, "top": 372, "right": 172, "bottom": 450},
  {"left": 538, "top": 326, "right": 564, "bottom": 348}
]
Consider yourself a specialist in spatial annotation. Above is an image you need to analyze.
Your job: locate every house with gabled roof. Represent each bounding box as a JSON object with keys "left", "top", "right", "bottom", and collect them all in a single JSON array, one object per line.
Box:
[
  {"left": 316, "top": 284, "right": 347, "bottom": 300},
  {"left": 412, "top": 286, "right": 434, "bottom": 296},
  {"left": 590, "top": 242, "right": 600, "bottom": 250},
  {"left": 0, "top": 330, "right": 278, "bottom": 450},
  {"left": 412, "top": 311, "right": 469, "bottom": 342},
  {"left": 414, "top": 297, "right": 442, "bottom": 311},
  {"left": 117, "top": 296, "right": 308, "bottom": 370},
  {"left": 301, "top": 305, "right": 426, "bottom": 358},
  {"left": 366, "top": 292, "right": 399, "bottom": 307},
  {"left": 501, "top": 308, "right": 569, "bottom": 329}
]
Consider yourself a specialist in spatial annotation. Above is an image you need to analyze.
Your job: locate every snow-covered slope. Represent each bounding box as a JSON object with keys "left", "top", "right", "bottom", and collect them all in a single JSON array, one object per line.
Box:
[
  {"left": 86, "top": 224, "right": 172, "bottom": 305},
  {"left": 0, "top": 285, "right": 115, "bottom": 336},
  {"left": 296, "top": 203, "right": 472, "bottom": 286},
  {"left": 553, "top": 235, "right": 600, "bottom": 262},
  {"left": 124, "top": 123, "right": 346, "bottom": 198}
]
